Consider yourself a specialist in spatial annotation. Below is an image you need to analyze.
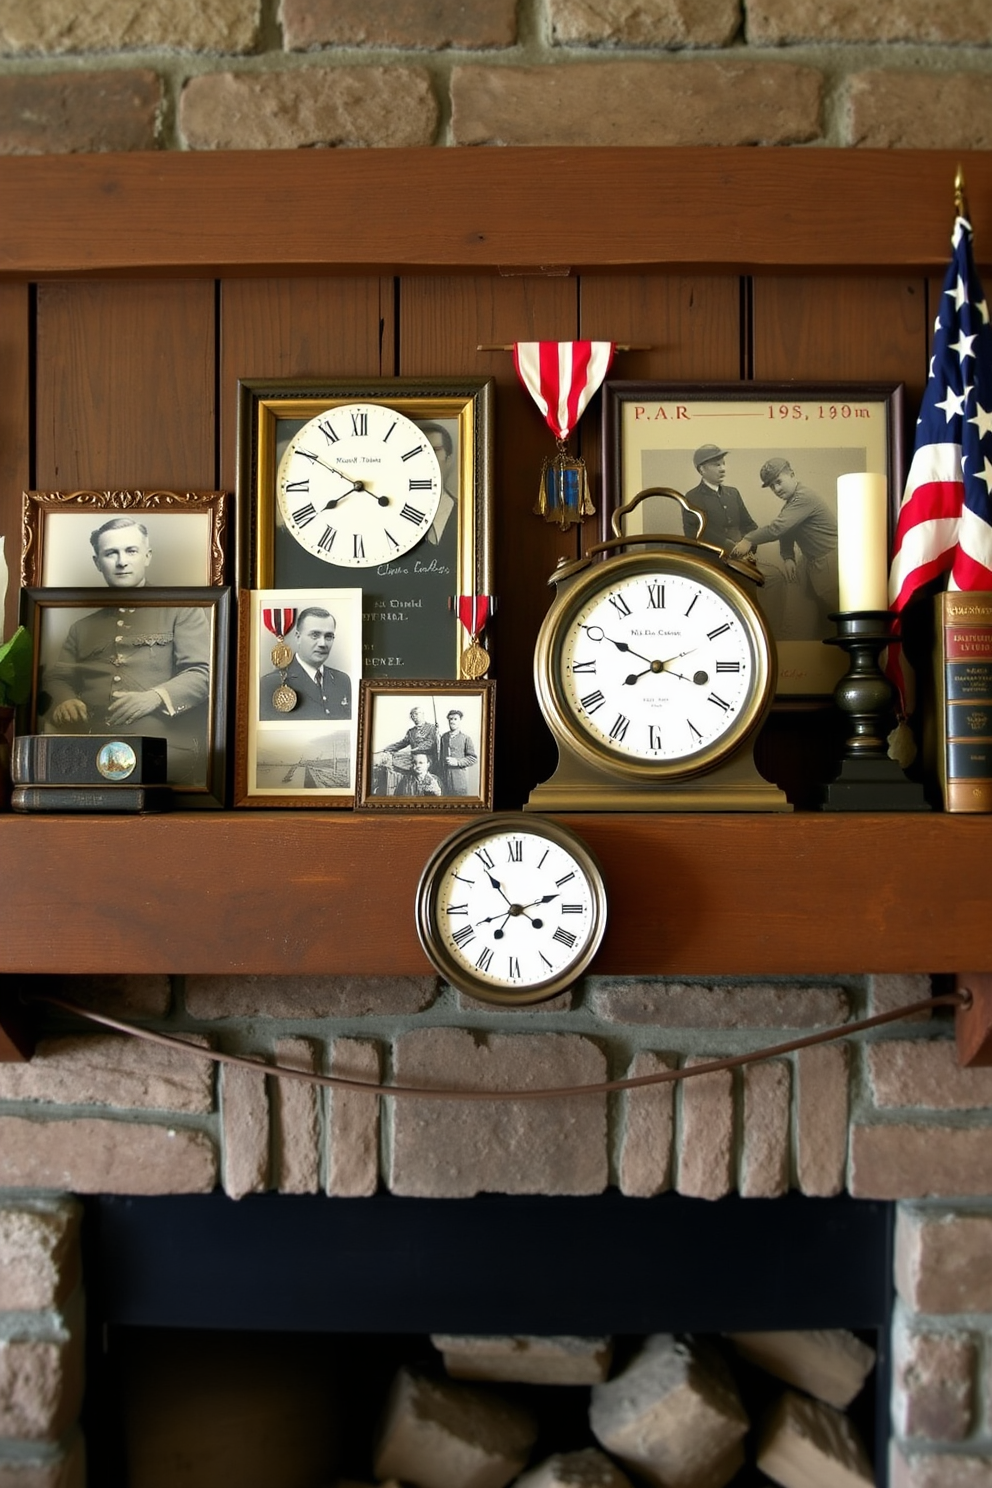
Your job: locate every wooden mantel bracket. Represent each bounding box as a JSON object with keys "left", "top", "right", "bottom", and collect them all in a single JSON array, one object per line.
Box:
[
  {"left": 0, "top": 978, "right": 35, "bottom": 1062},
  {"left": 956, "top": 973, "right": 992, "bottom": 1067}
]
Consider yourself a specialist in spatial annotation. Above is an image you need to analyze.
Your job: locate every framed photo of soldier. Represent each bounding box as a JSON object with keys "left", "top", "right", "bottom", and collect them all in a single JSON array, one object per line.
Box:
[
  {"left": 355, "top": 679, "right": 495, "bottom": 811},
  {"left": 21, "top": 490, "right": 228, "bottom": 589},
  {"left": 235, "top": 586, "right": 362, "bottom": 808},
  {"left": 603, "top": 382, "right": 902, "bottom": 697},
  {"left": 19, "top": 586, "right": 230, "bottom": 807},
  {"left": 237, "top": 377, "right": 494, "bottom": 681}
]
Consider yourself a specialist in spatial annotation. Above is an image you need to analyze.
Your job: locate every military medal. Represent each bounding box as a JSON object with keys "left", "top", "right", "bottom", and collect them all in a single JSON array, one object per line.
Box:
[
  {"left": 454, "top": 594, "right": 494, "bottom": 678},
  {"left": 262, "top": 607, "right": 298, "bottom": 713},
  {"left": 513, "top": 341, "right": 615, "bottom": 530}
]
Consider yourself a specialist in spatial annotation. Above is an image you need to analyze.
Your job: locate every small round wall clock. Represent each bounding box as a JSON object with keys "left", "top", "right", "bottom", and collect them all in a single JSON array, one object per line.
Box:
[
  {"left": 276, "top": 401, "right": 442, "bottom": 568},
  {"left": 528, "top": 487, "right": 790, "bottom": 812},
  {"left": 416, "top": 814, "right": 608, "bottom": 1006}
]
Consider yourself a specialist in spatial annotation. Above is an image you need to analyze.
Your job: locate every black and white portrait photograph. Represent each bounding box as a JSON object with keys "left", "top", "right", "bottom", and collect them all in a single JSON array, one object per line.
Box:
[
  {"left": 606, "top": 384, "right": 900, "bottom": 696},
  {"left": 238, "top": 586, "right": 362, "bottom": 806},
  {"left": 356, "top": 680, "right": 494, "bottom": 811},
  {"left": 21, "top": 491, "right": 228, "bottom": 589},
  {"left": 22, "top": 587, "right": 230, "bottom": 803}
]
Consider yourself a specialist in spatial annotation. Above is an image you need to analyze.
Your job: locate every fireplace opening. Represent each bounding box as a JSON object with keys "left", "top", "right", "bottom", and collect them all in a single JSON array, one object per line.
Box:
[{"left": 79, "top": 1191, "right": 894, "bottom": 1487}]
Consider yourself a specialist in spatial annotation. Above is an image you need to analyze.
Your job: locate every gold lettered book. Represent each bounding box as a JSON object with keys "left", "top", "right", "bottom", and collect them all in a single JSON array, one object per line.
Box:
[{"left": 929, "top": 591, "right": 992, "bottom": 812}]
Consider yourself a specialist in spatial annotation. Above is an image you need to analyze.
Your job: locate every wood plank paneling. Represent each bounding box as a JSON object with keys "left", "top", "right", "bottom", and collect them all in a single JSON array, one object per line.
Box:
[
  {"left": 35, "top": 280, "right": 215, "bottom": 489},
  {"left": 399, "top": 274, "right": 580, "bottom": 805},
  {"left": 0, "top": 149, "right": 986, "bottom": 275},
  {"left": 218, "top": 276, "right": 392, "bottom": 491},
  {"left": 0, "top": 282, "right": 29, "bottom": 638}
]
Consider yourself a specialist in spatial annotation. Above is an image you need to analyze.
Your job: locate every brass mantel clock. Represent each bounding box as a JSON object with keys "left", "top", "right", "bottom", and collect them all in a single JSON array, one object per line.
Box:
[{"left": 526, "top": 488, "right": 791, "bottom": 812}]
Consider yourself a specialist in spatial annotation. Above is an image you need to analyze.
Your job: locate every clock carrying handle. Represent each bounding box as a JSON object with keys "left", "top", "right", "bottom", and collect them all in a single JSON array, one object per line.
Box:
[{"left": 584, "top": 484, "right": 765, "bottom": 587}]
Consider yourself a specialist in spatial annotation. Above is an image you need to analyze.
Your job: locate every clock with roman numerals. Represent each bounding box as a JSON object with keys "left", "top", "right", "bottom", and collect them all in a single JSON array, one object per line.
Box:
[
  {"left": 416, "top": 814, "right": 608, "bottom": 1005},
  {"left": 277, "top": 401, "right": 442, "bottom": 568},
  {"left": 527, "top": 487, "right": 790, "bottom": 811}
]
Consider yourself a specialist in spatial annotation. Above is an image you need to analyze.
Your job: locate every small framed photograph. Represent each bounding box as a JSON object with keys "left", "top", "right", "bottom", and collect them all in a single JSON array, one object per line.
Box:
[
  {"left": 356, "top": 680, "right": 495, "bottom": 810},
  {"left": 237, "top": 378, "right": 494, "bottom": 679},
  {"left": 20, "top": 587, "right": 230, "bottom": 806},
  {"left": 603, "top": 382, "right": 903, "bottom": 697},
  {"left": 21, "top": 490, "right": 229, "bottom": 589},
  {"left": 236, "top": 587, "right": 363, "bottom": 807}
]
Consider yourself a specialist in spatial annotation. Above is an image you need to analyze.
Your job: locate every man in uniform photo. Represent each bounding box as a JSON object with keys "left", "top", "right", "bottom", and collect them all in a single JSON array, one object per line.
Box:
[{"left": 259, "top": 607, "right": 352, "bottom": 722}]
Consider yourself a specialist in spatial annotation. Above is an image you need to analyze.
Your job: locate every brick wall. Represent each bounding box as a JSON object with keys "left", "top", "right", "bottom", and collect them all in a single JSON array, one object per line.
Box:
[
  {"left": 0, "top": 0, "right": 991, "bottom": 154},
  {"left": 6, "top": 969, "right": 992, "bottom": 1481}
]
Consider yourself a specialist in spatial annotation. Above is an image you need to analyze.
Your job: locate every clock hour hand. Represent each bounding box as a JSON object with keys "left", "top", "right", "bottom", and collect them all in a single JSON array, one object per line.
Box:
[{"left": 487, "top": 873, "right": 512, "bottom": 905}]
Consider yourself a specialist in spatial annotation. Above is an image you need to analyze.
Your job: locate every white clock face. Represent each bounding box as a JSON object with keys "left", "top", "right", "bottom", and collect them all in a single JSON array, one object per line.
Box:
[
  {"left": 558, "top": 568, "right": 759, "bottom": 764},
  {"left": 277, "top": 402, "right": 442, "bottom": 568},
  {"left": 430, "top": 824, "right": 603, "bottom": 996}
]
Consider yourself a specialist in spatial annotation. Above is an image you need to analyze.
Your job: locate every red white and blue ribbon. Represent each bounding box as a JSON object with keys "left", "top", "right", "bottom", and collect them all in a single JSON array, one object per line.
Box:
[
  {"left": 262, "top": 608, "right": 296, "bottom": 638},
  {"left": 512, "top": 342, "right": 616, "bottom": 440}
]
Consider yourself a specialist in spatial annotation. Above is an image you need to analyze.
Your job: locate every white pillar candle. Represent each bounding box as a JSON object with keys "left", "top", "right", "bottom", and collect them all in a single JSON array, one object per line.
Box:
[{"left": 837, "top": 472, "right": 889, "bottom": 612}]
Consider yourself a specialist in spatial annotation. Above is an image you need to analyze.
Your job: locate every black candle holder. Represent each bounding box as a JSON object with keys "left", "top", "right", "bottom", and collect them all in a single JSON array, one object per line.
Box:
[{"left": 820, "top": 610, "right": 930, "bottom": 811}]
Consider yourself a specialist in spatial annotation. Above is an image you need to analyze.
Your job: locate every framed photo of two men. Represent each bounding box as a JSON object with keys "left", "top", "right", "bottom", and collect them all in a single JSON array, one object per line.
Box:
[
  {"left": 603, "top": 382, "right": 903, "bottom": 698},
  {"left": 237, "top": 377, "right": 495, "bottom": 681}
]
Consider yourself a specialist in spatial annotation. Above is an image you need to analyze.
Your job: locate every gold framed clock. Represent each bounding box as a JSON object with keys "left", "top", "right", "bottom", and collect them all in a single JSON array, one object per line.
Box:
[
  {"left": 416, "top": 814, "right": 608, "bottom": 1006},
  {"left": 527, "top": 488, "right": 791, "bottom": 812}
]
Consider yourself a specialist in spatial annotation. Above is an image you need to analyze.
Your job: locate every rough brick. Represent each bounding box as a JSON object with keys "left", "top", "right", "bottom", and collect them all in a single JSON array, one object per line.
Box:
[
  {"left": 46, "top": 974, "right": 170, "bottom": 1019},
  {"left": 373, "top": 1367, "right": 537, "bottom": 1488},
  {"left": 0, "top": 1034, "right": 212, "bottom": 1112},
  {"left": 740, "top": 1059, "right": 790, "bottom": 1198},
  {"left": 458, "top": 989, "right": 574, "bottom": 1014},
  {"left": 747, "top": 1, "right": 992, "bottom": 45},
  {"left": 221, "top": 1063, "right": 269, "bottom": 1199},
  {"left": 867, "top": 974, "right": 932, "bottom": 1022},
  {"left": 550, "top": 0, "right": 741, "bottom": 48},
  {"left": 796, "top": 1044, "right": 848, "bottom": 1197},
  {"left": 851, "top": 1126, "right": 992, "bottom": 1199},
  {"left": 388, "top": 1029, "right": 607, "bottom": 1198},
  {"left": 0, "top": 1433, "right": 85, "bottom": 1488},
  {"left": 757, "top": 1390, "right": 872, "bottom": 1486},
  {"left": 0, "top": 1116, "right": 216, "bottom": 1194},
  {"left": 515, "top": 1450, "right": 633, "bottom": 1488},
  {"left": 589, "top": 980, "right": 848, "bottom": 1028},
  {"left": 432, "top": 1335, "right": 613, "bottom": 1385},
  {"left": 327, "top": 1037, "right": 380, "bottom": 1198},
  {"left": 895, "top": 1209, "right": 992, "bottom": 1314},
  {"left": 0, "top": 0, "right": 260, "bottom": 54},
  {"left": 0, "top": 1204, "right": 80, "bottom": 1311},
  {"left": 450, "top": 61, "right": 822, "bottom": 147},
  {"left": 590, "top": 1334, "right": 749, "bottom": 1488},
  {"left": 890, "top": 1445, "right": 992, "bottom": 1488},
  {"left": 281, "top": 0, "right": 517, "bottom": 51},
  {"left": 847, "top": 72, "right": 992, "bottom": 151},
  {"left": 677, "top": 1058, "right": 733, "bottom": 1200},
  {"left": 728, "top": 1330, "right": 875, "bottom": 1409},
  {"left": 0, "top": 1333, "right": 82, "bottom": 1442},
  {"left": 893, "top": 1318, "right": 975, "bottom": 1441},
  {"left": 185, "top": 973, "right": 436, "bottom": 1019},
  {"left": 618, "top": 1051, "right": 674, "bottom": 1198},
  {"left": 180, "top": 68, "right": 438, "bottom": 150},
  {"left": 273, "top": 1037, "right": 319, "bottom": 1195},
  {"left": 869, "top": 1040, "right": 992, "bottom": 1110},
  {"left": 0, "top": 70, "right": 161, "bottom": 155}
]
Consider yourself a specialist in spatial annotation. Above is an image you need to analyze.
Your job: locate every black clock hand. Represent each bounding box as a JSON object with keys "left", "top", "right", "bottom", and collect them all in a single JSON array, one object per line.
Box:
[
  {"left": 581, "top": 625, "right": 653, "bottom": 666},
  {"left": 487, "top": 874, "right": 512, "bottom": 905}
]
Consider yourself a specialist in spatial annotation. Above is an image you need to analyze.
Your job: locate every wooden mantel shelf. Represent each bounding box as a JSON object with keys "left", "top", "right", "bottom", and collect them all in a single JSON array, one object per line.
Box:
[{"left": 1, "top": 811, "right": 985, "bottom": 978}]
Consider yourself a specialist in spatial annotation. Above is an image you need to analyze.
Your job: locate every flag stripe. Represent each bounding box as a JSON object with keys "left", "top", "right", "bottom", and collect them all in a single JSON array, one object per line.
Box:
[{"left": 513, "top": 340, "right": 615, "bottom": 441}]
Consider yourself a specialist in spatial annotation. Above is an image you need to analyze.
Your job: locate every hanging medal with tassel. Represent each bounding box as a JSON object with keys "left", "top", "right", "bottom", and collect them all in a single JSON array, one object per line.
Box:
[
  {"left": 513, "top": 341, "right": 615, "bottom": 529},
  {"left": 453, "top": 594, "right": 494, "bottom": 678},
  {"left": 262, "top": 607, "right": 298, "bottom": 714}
]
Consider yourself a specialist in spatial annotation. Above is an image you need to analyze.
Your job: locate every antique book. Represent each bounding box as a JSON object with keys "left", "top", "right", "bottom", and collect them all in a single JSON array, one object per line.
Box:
[
  {"left": 930, "top": 591, "right": 992, "bottom": 812},
  {"left": 12, "top": 734, "right": 168, "bottom": 787},
  {"left": 10, "top": 784, "right": 172, "bottom": 813}
]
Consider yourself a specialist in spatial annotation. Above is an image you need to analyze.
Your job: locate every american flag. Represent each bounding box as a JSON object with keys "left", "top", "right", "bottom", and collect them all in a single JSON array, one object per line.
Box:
[{"left": 889, "top": 213, "right": 992, "bottom": 613}]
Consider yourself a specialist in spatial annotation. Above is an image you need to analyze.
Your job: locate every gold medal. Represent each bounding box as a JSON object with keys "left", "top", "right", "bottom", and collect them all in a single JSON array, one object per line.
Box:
[
  {"left": 270, "top": 641, "right": 293, "bottom": 669},
  {"left": 272, "top": 683, "right": 298, "bottom": 714},
  {"left": 460, "top": 640, "right": 491, "bottom": 679}
]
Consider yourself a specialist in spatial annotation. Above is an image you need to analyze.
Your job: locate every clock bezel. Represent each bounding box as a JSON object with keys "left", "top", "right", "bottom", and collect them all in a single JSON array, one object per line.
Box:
[
  {"left": 534, "top": 546, "right": 775, "bottom": 783},
  {"left": 416, "top": 813, "right": 609, "bottom": 1006}
]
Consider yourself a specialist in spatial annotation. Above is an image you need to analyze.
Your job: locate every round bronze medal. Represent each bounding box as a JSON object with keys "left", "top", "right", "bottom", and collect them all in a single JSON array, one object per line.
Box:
[
  {"left": 272, "top": 683, "right": 298, "bottom": 714},
  {"left": 270, "top": 641, "right": 294, "bottom": 669},
  {"left": 460, "top": 641, "right": 491, "bottom": 679}
]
